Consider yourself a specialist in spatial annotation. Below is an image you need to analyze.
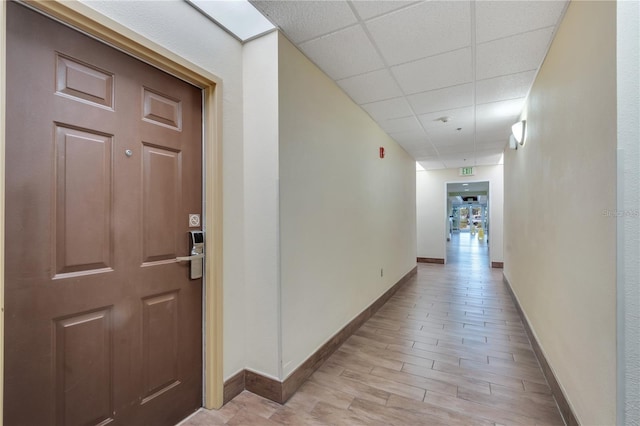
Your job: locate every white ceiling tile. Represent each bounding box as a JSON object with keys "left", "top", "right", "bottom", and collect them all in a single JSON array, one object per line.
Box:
[
  {"left": 477, "top": 27, "right": 555, "bottom": 80},
  {"left": 379, "top": 115, "right": 422, "bottom": 134},
  {"left": 474, "top": 149, "right": 505, "bottom": 166},
  {"left": 475, "top": 139, "right": 509, "bottom": 151},
  {"left": 476, "top": 71, "right": 536, "bottom": 104},
  {"left": 476, "top": 98, "right": 525, "bottom": 126},
  {"left": 392, "top": 48, "right": 472, "bottom": 94},
  {"left": 418, "top": 106, "right": 474, "bottom": 132},
  {"left": 428, "top": 130, "right": 475, "bottom": 148},
  {"left": 417, "top": 159, "right": 446, "bottom": 170},
  {"left": 361, "top": 97, "right": 413, "bottom": 122},
  {"left": 476, "top": 1, "right": 568, "bottom": 44},
  {"left": 366, "top": 1, "right": 471, "bottom": 66},
  {"left": 351, "top": 0, "right": 419, "bottom": 21},
  {"left": 408, "top": 83, "right": 474, "bottom": 115},
  {"left": 401, "top": 139, "right": 436, "bottom": 152},
  {"left": 426, "top": 125, "right": 474, "bottom": 148},
  {"left": 441, "top": 155, "right": 476, "bottom": 169},
  {"left": 336, "top": 69, "right": 403, "bottom": 104},
  {"left": 389, "top": 129, "right": 429, "bottom": 144},
  {"left": 251, "top": 0, "right": 357, "bottom": 43},
  {"left": 444, "top": 161, "right": 475, "bottom": 169},
  {"left": 299, "top": 25, "right": 384, "bottom": 80},
  {"left": 475, "top": 156, "right": 504, "bottom": 167},
  {"left": 437, "top": 144, "right": 476, "bottom": 155},
  {"left": 403, "top": 144, "right": 438, "bottom": 158}
]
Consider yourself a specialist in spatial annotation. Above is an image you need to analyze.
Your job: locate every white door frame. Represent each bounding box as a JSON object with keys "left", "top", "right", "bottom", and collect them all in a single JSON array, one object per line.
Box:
[{"left": 0, "top": 0, "right": 225, "bottom": 418}]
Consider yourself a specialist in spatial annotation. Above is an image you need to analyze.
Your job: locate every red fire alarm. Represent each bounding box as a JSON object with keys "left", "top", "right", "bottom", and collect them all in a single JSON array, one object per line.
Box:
[{"left": 379, "top": 146, "right": 385, "bottom": 159}]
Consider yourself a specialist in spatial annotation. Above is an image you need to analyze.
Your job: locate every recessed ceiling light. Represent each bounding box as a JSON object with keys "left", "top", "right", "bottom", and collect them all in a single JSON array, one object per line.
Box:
[{"left": 462, "top": 183, "right": 469, "bottom": 186}]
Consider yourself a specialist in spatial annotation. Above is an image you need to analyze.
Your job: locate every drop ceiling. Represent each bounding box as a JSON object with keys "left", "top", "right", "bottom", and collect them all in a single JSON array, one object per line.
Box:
[{"left": 250, "top": 0, "right": 568, "bottom": 170}]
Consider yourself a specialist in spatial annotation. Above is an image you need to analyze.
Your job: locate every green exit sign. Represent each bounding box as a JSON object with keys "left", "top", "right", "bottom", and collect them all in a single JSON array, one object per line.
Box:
[{"left": 459, "top": 167, "right": 474, "bottom": 176}]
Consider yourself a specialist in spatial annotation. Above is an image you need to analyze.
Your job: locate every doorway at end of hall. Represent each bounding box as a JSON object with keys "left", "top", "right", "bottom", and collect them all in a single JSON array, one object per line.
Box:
[{"left": 446, "top": 181, "right": 490, "bottom": 266}]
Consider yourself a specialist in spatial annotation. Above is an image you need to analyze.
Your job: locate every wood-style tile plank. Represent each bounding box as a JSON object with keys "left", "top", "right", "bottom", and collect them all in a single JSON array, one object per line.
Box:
[
  {"left": 339, "top": 369, "right": 426, "bottom": 401},
  {"left": 457, "top": 386, "right": 565, "bottom": 424},
  {"left": 348, "top": 397, "right": 451, "bottom": 426},
  {"left": 369, "top": 366, "right": 459, "bottom": 396},
  {"left": 180, "top": 233, "right": 564, "bottom": 425},
  {"left": 385, "top": 343, "right": 461, "bottom": 366},
  {"left": 309, "top": 401, "right": 383, "bottom": 426},
  {"left": 268, "top": 405, "right": 327, "bottom": 426},
  {"left": 399, "top": 362, "right": 492, "bottom": 395},
  {"left": 309, "top": 370, "right": 391, "bottom": 406},
  {"left": 386, "top": 394, "right": 496, "bottom": 426}
]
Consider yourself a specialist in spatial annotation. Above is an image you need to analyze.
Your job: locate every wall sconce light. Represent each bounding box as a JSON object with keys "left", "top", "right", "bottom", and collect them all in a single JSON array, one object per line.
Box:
[{"left": 511, "top": 120, "right": 526, "bottom": 146}]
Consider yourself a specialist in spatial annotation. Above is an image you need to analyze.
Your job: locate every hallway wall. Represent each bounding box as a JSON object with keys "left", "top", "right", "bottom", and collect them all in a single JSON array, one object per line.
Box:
[
  {"left": 503, "top": 1, "right": 616, "bottom": 424},
  {"left": 278, "top": 34, "right": 417, "bottom": 378},
  {"left": 416, "top": 165, "right": 503, "bottom": 265},
  {"left": 243, "top": 32, "right": 281, "bottom": 379}
]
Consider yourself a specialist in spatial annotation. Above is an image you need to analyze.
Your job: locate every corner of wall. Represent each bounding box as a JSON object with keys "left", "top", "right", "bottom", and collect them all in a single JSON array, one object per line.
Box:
[{"left": 242, "top": 31, "right": 282, "bottom": 379}]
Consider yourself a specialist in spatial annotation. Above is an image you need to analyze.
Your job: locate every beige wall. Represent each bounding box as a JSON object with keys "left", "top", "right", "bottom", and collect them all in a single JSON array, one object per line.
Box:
[
  {"left": 416, "top": 165, "right": 503, "bottom": 265},
  {"left": 278, "top": 34, "right": 417, "bottom": 378},
  {"left": 503, "top": 1, "right": 617, "bottom": 424},
  {"left": 243, "top": 32, "right": 281, "bottom": 379}
]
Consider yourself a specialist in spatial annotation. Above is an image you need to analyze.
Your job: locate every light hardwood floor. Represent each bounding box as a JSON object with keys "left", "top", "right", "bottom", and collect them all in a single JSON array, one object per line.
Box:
[{"left": 180, "top": 233, "right": 565, "bottom": 425}]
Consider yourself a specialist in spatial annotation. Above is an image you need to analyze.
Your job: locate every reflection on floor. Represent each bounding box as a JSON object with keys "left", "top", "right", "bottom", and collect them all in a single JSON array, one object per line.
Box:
[
  {"left": 447, "top": 230, "right": 489, "bottom": 268},
  {"left": 180, "top": 239, "right": 564, "bottom": 425}
]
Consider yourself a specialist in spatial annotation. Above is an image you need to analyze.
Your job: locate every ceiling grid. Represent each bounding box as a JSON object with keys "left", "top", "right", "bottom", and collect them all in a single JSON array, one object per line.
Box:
[{"left": 250, "top": 0, "right": 569, "bottom": 170}]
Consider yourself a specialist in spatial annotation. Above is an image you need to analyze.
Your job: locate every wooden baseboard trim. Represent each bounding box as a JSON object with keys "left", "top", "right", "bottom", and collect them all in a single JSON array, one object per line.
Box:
[
  {"left": 491, "top": 261, "right": 504, "bottom": 268},
  {"left": 245, "top": 370, "right": 282, "bottom": 404},
  {"left": 280, "top": 265, "right": 418, "bottom": 402},
  {"left": 223, "top": 370, "right": 245, "bottom": 404},
  {"left": 417, "top": 257, "right": 445, "bottom": 264},
  {"left": 502, "top": 274, "right": 579, "bottom": 426},
  {"left": 223, "top": 266, "right": 418, "bottom": 405}
]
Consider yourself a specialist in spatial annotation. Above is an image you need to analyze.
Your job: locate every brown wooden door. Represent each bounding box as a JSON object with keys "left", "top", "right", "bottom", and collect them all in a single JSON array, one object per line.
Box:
[{"left": 5, "top": 3, "right": 203, "bottom": 425}]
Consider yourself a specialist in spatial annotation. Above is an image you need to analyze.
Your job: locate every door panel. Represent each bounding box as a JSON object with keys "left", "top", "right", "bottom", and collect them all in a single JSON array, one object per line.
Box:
[
  {"left": 5, "top": 3, "right": 203, "bottom": 425},
  {"left": 54, "top": 308, "right": 114, "bottom": 426},
  {"left": 142, "top": 145, "right": 182, "bottom": 263},
  {"left": 143, "top": 88, "right": 182, "bottom": 130},
  {"left": 55, "top": 125, "right": 114, "bottom": 276},
  {"left": 56, "top": 54, "right": 115, "bottom": 109},
  {"left": 141, "top": 291, "right": 180, "bottom": 402}
]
